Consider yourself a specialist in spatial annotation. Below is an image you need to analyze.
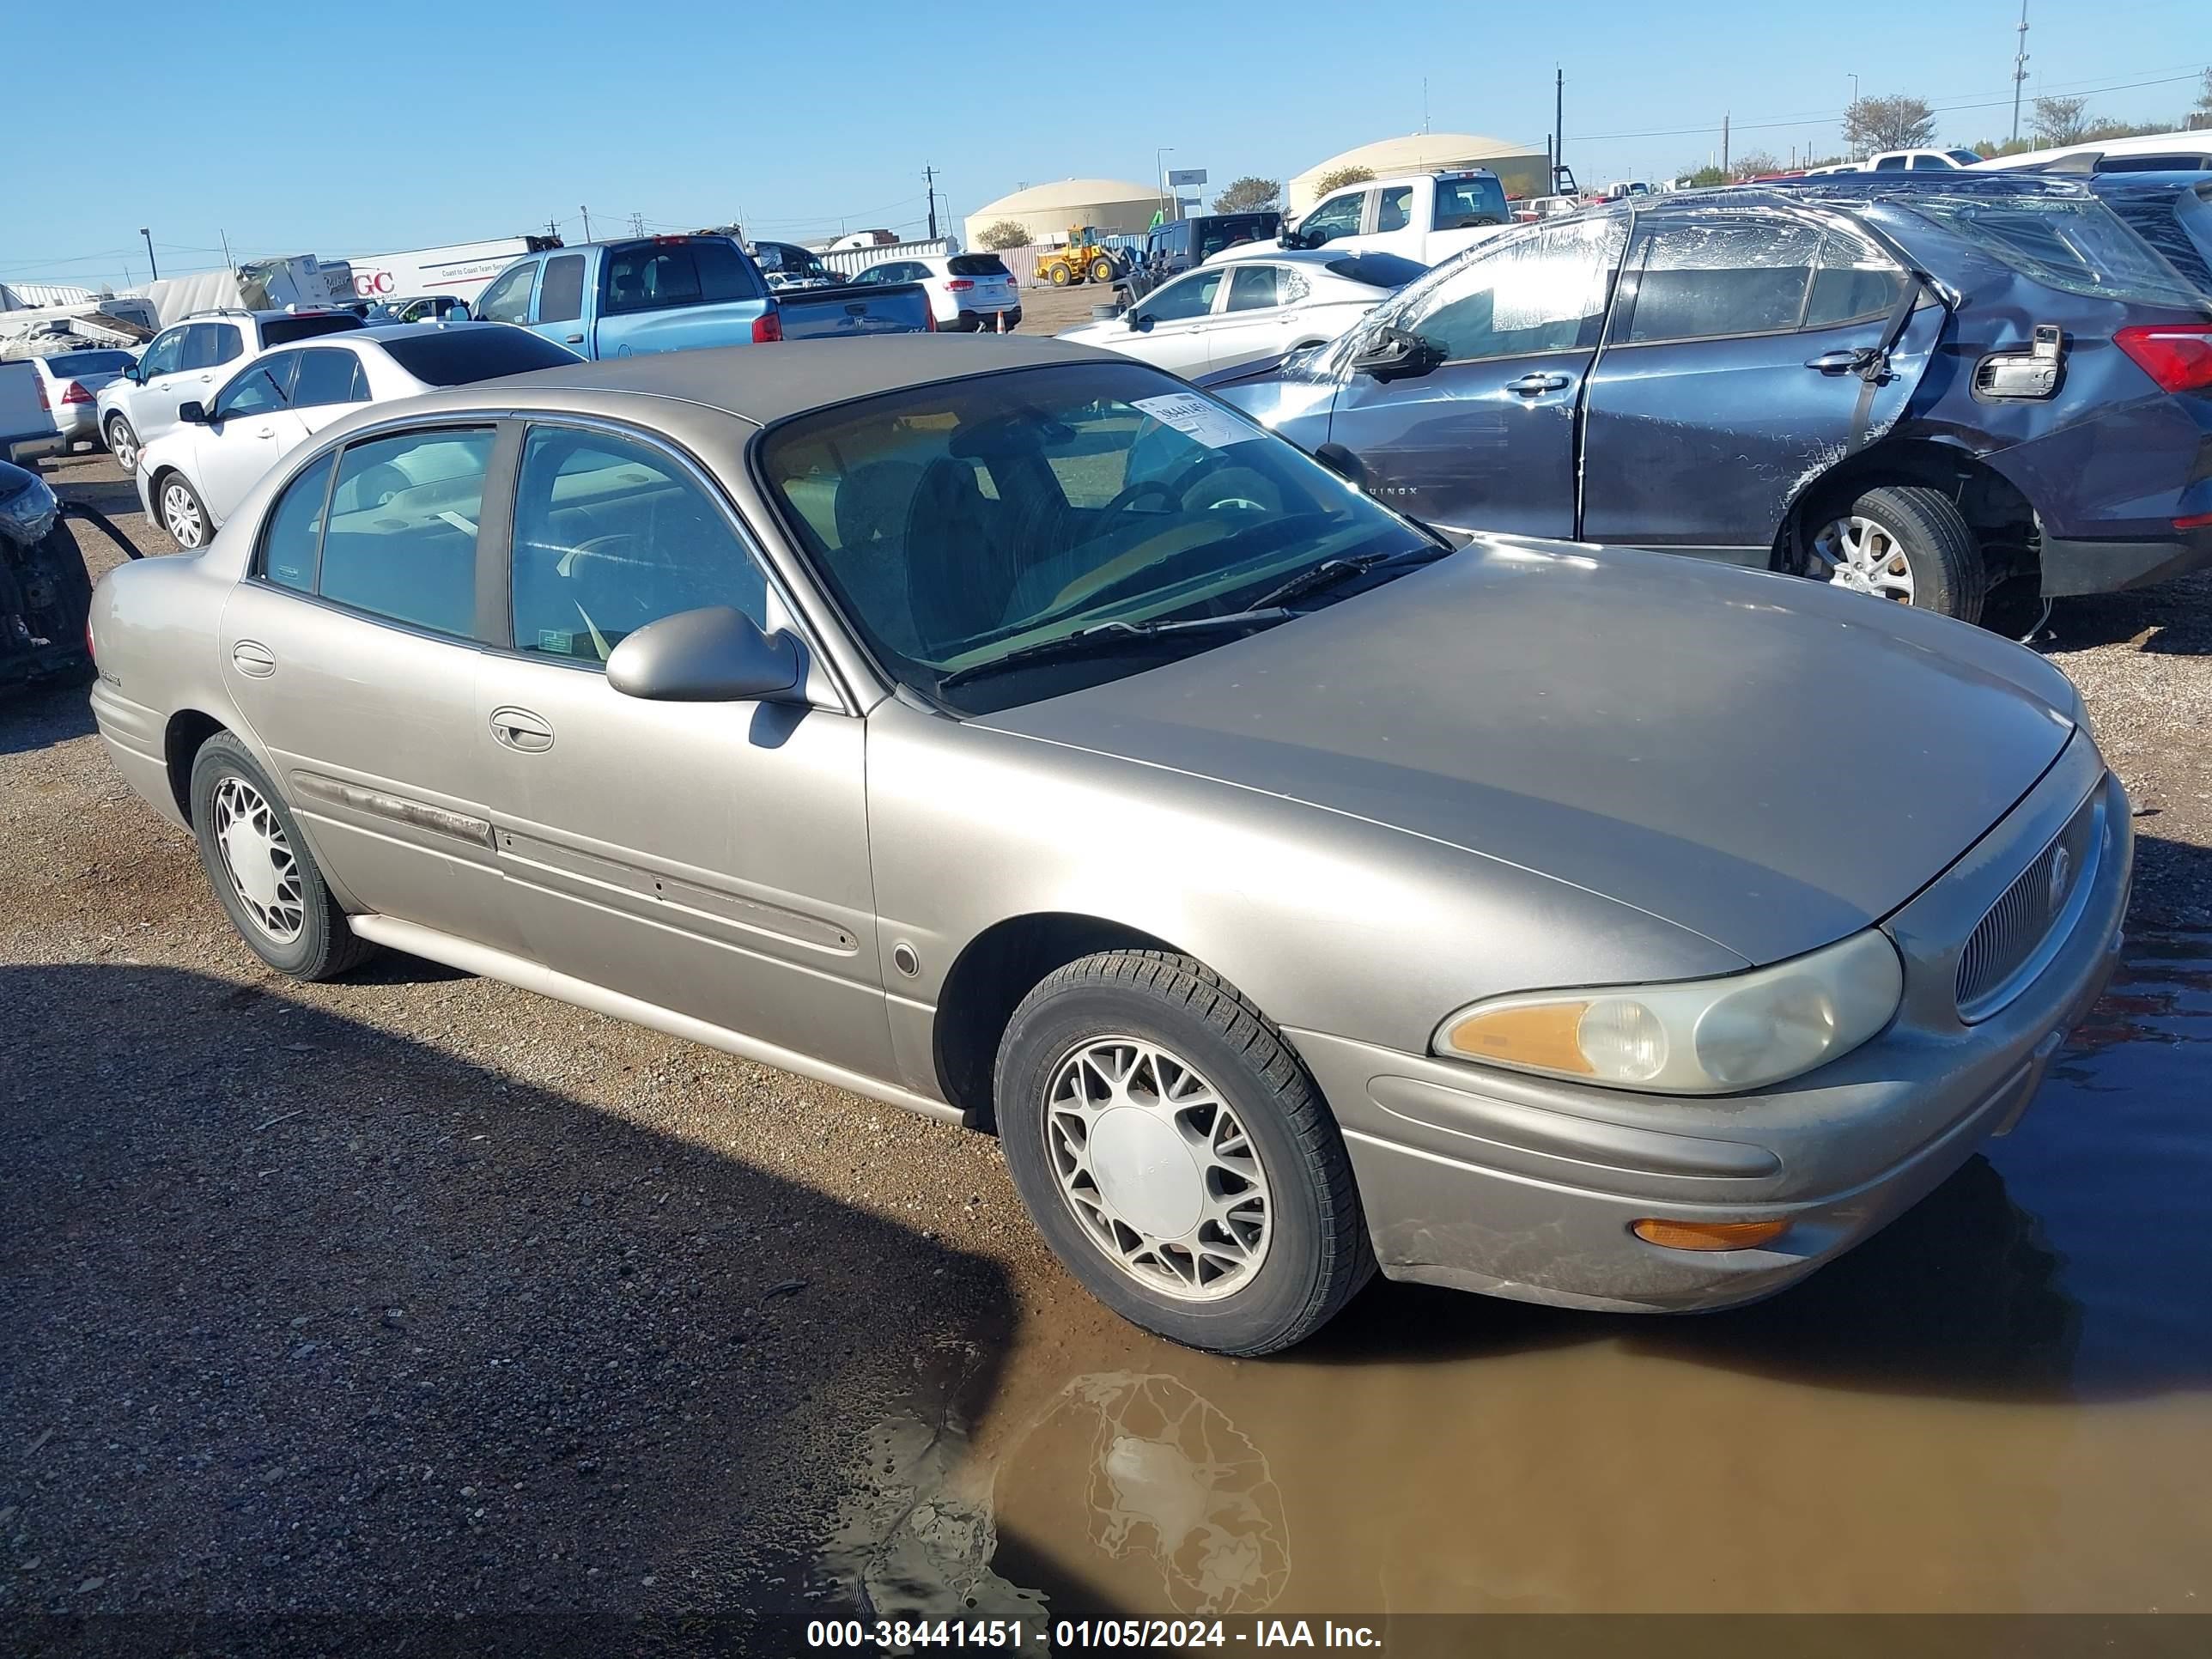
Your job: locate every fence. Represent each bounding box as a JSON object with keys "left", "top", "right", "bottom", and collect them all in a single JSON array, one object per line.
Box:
[{"left": 813, "top": 232, "right": 1152, "bottom": 289}]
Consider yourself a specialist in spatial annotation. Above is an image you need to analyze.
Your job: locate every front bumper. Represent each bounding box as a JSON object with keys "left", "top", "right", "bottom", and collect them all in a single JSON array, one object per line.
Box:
[
  {"left": 2039, "top": 526, "right": 2212, "bottom": 598},
  {"left": 1291, "top": 738, "right": 2132, "bottom": 1314}
]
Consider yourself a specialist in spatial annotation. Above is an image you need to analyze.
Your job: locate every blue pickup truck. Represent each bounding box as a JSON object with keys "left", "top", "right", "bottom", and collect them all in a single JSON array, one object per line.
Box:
[{"left": 472, "top": 234, "right": 933, "bottom": 358}]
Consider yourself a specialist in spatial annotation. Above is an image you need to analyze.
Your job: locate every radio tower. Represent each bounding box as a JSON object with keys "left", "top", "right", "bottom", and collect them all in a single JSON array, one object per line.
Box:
[{"left": 2009, "top": 1, "right": 2031, "bottom": 145}]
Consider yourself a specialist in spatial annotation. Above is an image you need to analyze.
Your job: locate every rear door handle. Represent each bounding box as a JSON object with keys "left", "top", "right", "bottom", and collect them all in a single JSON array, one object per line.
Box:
[
  {"left": 1506, "top": 372, "right": 1572, "bottom": 395},
  {"left": 489, "top": 706, "right": 554, "bottom": 752},
  {"left": 231, "top": 641, "right": 276, "bottom": 678},
  {"left": 1804, "top": 349, "right": 1863, "bottom": 374},
  {"left": 565, "top": 333, "right": 584, "bottom": 343}
]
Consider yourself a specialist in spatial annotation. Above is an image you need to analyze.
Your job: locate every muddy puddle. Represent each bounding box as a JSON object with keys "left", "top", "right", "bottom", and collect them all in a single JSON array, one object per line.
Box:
[{"left": 823, "top": 928, "right": 2212, "bottom": 1619}]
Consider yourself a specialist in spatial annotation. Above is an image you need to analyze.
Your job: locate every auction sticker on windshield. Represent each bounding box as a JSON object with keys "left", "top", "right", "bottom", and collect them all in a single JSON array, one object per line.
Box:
[{"left": 1132, "top": 392, "right": 1259, "bottom": 448}]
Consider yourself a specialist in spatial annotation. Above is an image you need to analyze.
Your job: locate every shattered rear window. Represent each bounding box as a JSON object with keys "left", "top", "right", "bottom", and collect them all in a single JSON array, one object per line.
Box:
[{"left": 1909, "top": 193, "right": 2208, "bottom": 309}]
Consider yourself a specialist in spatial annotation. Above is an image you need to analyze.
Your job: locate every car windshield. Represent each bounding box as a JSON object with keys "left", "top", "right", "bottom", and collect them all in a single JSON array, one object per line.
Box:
[
  {"left": 46, "top": 350, "right": 136, "bottom": 376},
  {"left": 760, "top": 362, "right": 1431, "bottom": 714},
  {"left": 375, "top": 328, "right": 583, "bottom": 385},
  {"left": 1196, "top": 216, "right": 1279, "bottom": 258},
  {"left": 1907, "top": 192, "right": 2209, "bottom": 309},
  {"left": 1435, "top": 175, "right": 1510, "bottom": 227}
]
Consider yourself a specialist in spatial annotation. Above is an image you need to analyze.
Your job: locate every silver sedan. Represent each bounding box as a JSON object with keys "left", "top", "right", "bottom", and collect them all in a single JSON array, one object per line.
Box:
[{"left": 87, "top": 337, "right": 2130, "bottom": 1355}]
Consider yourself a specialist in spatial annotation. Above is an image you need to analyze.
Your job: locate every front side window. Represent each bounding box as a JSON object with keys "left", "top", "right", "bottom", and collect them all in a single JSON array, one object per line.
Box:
[
  {"left": 760, "top": 362, "right": 1431, "bottom": 714},
  {"left": 1298, "top": 191, "right": 1365, "bottom": 245},
  {"left": 1621, "top": 216, "right": 1822, "bottom": 343},
  {"left": 537, "top": 254, "right": 586, "bottom": 325},
  {"left": 138, "top": 329, "right": 187, "bottom": 379},
  {"left": 289, "top": 348, "right": 371, "bottom": 408},
  {"left": 1375, "top": 187, "right": 1414, "bottom": 233},
  {"left": 1137, "top": 269, "right": 1224, "bottom": 324},
  {"left": 212, "top": 351, "right": 298, "bottom": 419},
  {"left": 477, "top": 261, "right": 538, "bottom": 325},
  {"left": 257, "top": 452, "right": 335, "bottom": 592},
  {"left": 1401, "top": 216, "right": 1626, "bottom": 360},
  {"left": 318, "top": 428, "right": 495, "bottom": 636},
  {"left": 509, "top": 427, "right": 768, "bottom": 664}
]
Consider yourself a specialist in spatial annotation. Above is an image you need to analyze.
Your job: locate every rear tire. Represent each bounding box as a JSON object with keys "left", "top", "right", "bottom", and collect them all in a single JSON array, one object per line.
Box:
[
  {"left": 994, "top": 951, "right": 1375, "bottom": 1356},
  {"left": 189, "top": 732, "right": 377, "bottom": 981},
  {"left": 1805, "top": 484, "right": 1987, "bottom": 623}
]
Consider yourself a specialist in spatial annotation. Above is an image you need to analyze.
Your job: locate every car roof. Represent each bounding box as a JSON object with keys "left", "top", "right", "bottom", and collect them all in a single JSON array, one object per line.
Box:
[{"left": 482, "top": 334, "right": 1114, "bottom": 427}]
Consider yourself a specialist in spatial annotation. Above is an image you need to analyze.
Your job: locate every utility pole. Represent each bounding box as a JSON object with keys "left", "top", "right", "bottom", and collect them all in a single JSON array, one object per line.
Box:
[
  {"left": 1553, "top": 68, "right": 1564, "bottom": 192},
  {"left": 1155, "top": 147, "right": 1174, "bottom": 223},
  {"left": 219, "top": 229, "right": 234, "bottom": 270},
  {"left": 630, "top": 211, "right": 647, "bottom": 237},
  {"left": 138, "top": 227, "right": 159, "bottom": 282},
  {"left": 580, "top": 205, "right": 592, "bottom": 240},
  {"left": 1848, "top": 73, "right": 1860, "bottom": 158},
  {"left": 1422, "top": 77, "right": 1430, "bottom": 135},
  {"left": 2010, "top": 1, "right": 2031, "bottom": 144},
  {"left": 1722, "top": 113, "right": 1731, "bottom": 175},
  {"left": 923, "top": 164, "right": 939, "bottom": 241}
]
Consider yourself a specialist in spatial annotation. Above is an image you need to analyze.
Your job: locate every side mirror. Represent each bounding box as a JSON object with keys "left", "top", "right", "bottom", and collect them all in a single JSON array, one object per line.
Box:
[
  {"left": 605, "top": 605, "right": 803, "bottom": 703},
  {"left": 121, "top": 363, "right": 143, "bottom": 383},
  {"left": 1350, "top": 325, "right": 1443, "bottom": 383},
  {"left": 1127, "top": 313, "right": 1154, "bottom": 332},
  {"left": 178, "top": 400, "right": 210, "bottom": 424}
]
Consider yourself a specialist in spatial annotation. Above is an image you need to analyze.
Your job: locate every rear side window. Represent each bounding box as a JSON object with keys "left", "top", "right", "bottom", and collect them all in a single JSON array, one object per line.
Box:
[
  {"left": 258, "top": 453, "right": 337, "bottom": 592},
  {"left": 508, "top": 426, "right": 768, "bottom": 664},
  {"left": 318, "top": 429, "right": 495, "bottom": 636},
  {"left": 537, "top": 254, "right": 586, "bottom": 324},
  {"left": 1376, "top": 187, "right": 1414, "bottom": 233},
  {"left": 948, "top": 254, "right": 1009, "bottom": 277},
  {"left": 1226, "top": 265, "right": 1300, "bottom": 310},
  {"left": 1910, "top": 193, "right": 2209, "bottom": 308},
  {"left": 48, "top": 350, "right": 134, "bottom": 377},
  {"left": 1804, "top": 226, "right": 1911, "bottom": 326},
  {"left": 182, "top": 324, "right": 240, "bottom": 370},
  {"left": 261, "top": 313, "right": 362, "bottom": 346},
  {"left": 605, "top": 240, "right": 762, "bottom": 313},
  {"left": 377, "top": 328, "right": 582, "bottom": 386},
  {"left": 290, "top": 349, "right": 370, "bottom": 407},
  {"left": 1621, "top": 217, "right": 1821, "bottom": 343}
]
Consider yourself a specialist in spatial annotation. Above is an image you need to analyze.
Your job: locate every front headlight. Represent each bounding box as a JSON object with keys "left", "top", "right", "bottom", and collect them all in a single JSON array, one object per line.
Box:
[
  {"left": 0, "top": 469, "right": 60, "bottom": 548},
  {"left": 1433, "top": 929, "right": 1904, "bottom": 1096}
]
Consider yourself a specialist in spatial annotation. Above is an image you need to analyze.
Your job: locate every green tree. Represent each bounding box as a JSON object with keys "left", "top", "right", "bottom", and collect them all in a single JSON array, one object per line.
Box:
[
  {"left": 1680, "top": 164, "right": 1729, "bottom": 187},
  {"left": 2191, "top": 66, "right": 2212, "bottom": 131},
  {"left": 2031, "top": 95, "right": 2091, "bottom": 147},
  {"left": 1310, "top": 165, "right": 1376, "bottom": 196},
  {"left": 1844, "top": 94, "right": 1938, "bottom": 155},
  {"left": 1728, "top": 150, "right": 1783, "bottom": 181},
  {"left": 978, "top": 220, "right": 1030, "bottom": 251},
  {"left": 1211, "top": 176, "right": 1281, "bottom": 213}
]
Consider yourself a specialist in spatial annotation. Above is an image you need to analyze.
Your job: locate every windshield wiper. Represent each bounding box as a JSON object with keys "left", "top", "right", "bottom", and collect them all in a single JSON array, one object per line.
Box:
[
  {"left": 936, "top": 610, "right": 1292, "bottom": 691},
  {"left": 1253, "top": 543, "right": 1450, "bottom": 610}
]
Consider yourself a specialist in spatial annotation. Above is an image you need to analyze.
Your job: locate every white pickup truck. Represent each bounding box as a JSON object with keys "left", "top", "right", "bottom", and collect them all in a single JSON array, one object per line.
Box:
[{"left": 1282, "top": 169, "right": 1514, "bottom": 265}]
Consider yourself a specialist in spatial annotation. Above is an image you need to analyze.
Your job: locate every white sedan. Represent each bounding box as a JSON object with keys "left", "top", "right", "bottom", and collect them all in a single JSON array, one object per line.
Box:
[
  {"left": 135, "top": 324, "right": 580, "bottom": 550},
  {"left": 1055, "top": 247, "right": 1424, "bottom": 377}
]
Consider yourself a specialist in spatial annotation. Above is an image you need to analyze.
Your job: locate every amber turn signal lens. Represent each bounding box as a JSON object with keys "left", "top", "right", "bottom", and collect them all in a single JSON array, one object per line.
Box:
[
  {"left": 1442, "top": 1000, "right": 1595, "bottom": 1073},
  {"left": 1631, "top": 1217, "right": 1792, "bottom": 1252}
]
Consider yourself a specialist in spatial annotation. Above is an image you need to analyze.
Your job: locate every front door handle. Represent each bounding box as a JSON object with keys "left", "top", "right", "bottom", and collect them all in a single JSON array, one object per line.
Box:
[
  {"left": 1804, "top": 349, "right": 1863, "bottom": 374},
  {"left": 489, "top": 706, "right": 554, "bottom": 752},
  {"left": 1506, "top": 372, "right": 1572, "bottom": 395},
  {"left": 565, "top": 333, "right": 584, "bottom": 343},
  {"left": 231, "top": 641, "right": 276, "bottom": 678}
]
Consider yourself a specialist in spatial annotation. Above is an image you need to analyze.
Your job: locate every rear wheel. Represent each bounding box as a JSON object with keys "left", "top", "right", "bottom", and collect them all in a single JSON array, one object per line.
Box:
[
  {"left": 1804, "top": 484, "right": 1986, "bottom": 623},
  {"left": 994, "top": 951, "right": 1374, "bottom": 1356},
  {"left": 188, "top": 732, "right": 377, "bottom": 981},
  {"left": 104, "top": 414, "right": 140, "bottom": 472},
  {"left": 155, "top": 473, "right": 210, "bottom": 550}
]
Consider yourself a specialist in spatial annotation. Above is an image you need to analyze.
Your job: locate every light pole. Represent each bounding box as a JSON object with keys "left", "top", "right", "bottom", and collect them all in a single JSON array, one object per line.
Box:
[
  {"left": 1847, "top": 74, "right": 1859, "bottom": 159},
  {"left": 139, "top": 227, "right": 159, "bottom": 282},
  {"left": 1156, "top": 146, "right": 1174, "bottom": 223}
]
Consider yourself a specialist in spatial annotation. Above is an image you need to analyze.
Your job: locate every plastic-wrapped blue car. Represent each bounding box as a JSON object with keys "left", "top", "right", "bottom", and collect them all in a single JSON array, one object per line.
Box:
[{"left": 1205, "top": 175, "right": 2212, "bottom": 623}]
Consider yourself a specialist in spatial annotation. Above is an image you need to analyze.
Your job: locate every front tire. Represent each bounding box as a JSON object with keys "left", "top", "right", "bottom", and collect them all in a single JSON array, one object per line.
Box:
[
  {"left": 105, "top": 414, "right": 140, "bottom": 472},
  {"left": 995, "top": 951, "right": 1374, "bottom": 1356},
  {"left": 1805, "top": 484, "right": 1987, "bottom": 623},
  {"left": 1048, "top": 264, "right": 1073, "bottom": 288},
  {"left": 155, "top": 472, "right": 210, "bottom": 550},
  {"left": 1090, "top": 258, "right": 1115, "bottom": 284},
  {"left": 189, "top": 732, "right": 377, "bottom": 981}
]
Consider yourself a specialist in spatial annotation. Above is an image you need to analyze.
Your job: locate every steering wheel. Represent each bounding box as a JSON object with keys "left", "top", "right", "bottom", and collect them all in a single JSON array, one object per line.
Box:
[{"left": 1094, "top": 477, "right": 1181, "bottom": 537}]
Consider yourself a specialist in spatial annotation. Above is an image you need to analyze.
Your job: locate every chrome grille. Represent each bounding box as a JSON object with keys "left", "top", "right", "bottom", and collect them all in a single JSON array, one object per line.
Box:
[{"left": 1954, "top": 789, "right": 2101, "bottom": 1020}]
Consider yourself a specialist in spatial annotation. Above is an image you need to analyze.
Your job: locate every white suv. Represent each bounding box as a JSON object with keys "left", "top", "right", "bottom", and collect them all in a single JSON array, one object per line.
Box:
[{"left": 95, "top": 308, "right": 362, "bottom": 471}]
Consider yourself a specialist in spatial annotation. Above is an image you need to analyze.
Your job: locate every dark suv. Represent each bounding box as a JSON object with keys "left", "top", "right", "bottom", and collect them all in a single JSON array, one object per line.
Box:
[
  {"left": 1209, "top": 175, "right": 2212, "bottom": 623},
  {"left": 1126, "top": 212, "right": 1284, "bottom": 297}
]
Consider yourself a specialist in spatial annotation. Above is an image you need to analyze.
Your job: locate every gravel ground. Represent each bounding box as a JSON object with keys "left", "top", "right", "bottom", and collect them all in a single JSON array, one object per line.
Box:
[{"left": 3, "top": 444, "right": 2209, "bottom": 1641}]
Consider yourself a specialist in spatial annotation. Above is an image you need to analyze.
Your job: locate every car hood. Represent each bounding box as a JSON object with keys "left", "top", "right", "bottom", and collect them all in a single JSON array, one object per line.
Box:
[{"left": 978, "top": 538, "right": 2081, "bottom": 965}]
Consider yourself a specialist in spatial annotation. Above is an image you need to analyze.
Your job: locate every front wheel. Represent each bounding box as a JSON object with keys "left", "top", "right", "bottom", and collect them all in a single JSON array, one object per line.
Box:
[
  {"left": 1803, "top": 484, "right": 1986, "bottom": 623},
  {"left": 156, "top": 472, "right": 210, "bottom": 550},
  {"left": 1048, "top": 264, "right": 1073, "bottom": 288},
  {"left": 994, "top": 951, "right": 1374, "bottom": 1356},
  {"left": 104, "top": 414, "right": 140, "bottom": 472},
  {"left": 1090, "top": 258, "right": 1115, "bottom": 284}
]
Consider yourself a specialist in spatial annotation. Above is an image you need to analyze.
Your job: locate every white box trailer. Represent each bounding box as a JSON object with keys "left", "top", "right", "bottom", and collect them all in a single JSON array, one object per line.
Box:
[{"left": 345, "top": 238, "right": 547, "bottom": 303}]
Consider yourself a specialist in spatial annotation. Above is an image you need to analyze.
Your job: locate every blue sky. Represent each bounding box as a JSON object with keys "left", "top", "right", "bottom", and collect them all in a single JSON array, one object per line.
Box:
[{"left": 7, "top": 0, "right": 2205, "bottom": 291}]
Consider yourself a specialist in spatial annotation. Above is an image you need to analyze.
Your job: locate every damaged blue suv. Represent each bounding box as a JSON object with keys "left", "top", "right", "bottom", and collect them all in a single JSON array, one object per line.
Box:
[{"left": 1206, "top": 176, "right": 2212, "bottom": 623}]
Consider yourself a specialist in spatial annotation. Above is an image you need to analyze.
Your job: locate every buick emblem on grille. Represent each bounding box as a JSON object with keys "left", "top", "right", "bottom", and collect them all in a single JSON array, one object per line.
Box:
[{"left": 2047, "top": 844, "right": 2073, "bottom": 917}]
